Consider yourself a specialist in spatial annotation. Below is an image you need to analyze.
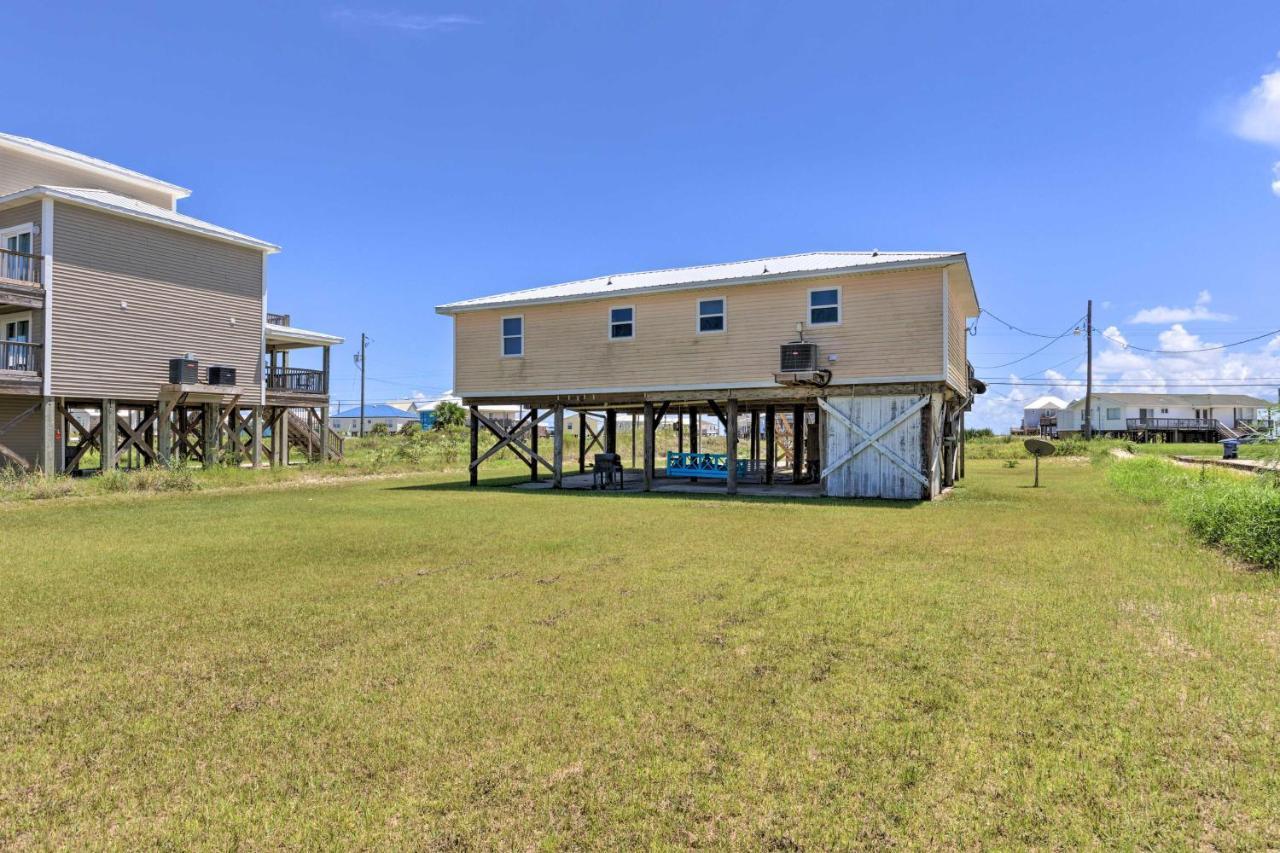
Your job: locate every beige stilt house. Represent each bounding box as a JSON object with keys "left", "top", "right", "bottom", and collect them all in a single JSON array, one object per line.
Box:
[
  {"left": 437, "top": 251, "right": 982, "bottom": 499},
  {"left": 0, "top": 132, "right": 343, "bottom": 473}
]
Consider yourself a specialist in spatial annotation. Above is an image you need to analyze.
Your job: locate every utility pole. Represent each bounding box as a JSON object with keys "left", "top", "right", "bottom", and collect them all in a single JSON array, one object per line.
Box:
[
  {"left": 1083, "top": 299, "right": 1093, "bottom": 440},
  {"left": 353, "top": 333, "right": 369, "bottom": 437}
]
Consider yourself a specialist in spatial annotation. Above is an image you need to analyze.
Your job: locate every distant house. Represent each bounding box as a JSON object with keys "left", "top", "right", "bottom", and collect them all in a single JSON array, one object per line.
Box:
[
  {"left": 331, "top": 404, "right": 418, "bottom": 435},
  {"left": 1020, "top": 395, "right": 1067, "bottom": 436},
  {"left": 1057, "top": 393, "right": 1273, "bottom": 441}
]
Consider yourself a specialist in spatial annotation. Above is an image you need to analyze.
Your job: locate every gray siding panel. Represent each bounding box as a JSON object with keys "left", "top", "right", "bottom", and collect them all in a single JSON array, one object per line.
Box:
[
  {"left": 0, "top": 395, "right": 42, "bottom": 469},
  {"left": 50, "top": 202, "right": 264, "bottom": 401},
  {"left": 0, "top": 148, "right": 176, "bottom": 208}
]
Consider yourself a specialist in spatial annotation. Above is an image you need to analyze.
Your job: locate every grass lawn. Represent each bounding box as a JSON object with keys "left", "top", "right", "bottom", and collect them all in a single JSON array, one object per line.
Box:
[{"left": 3, "top": 459, "right": 1279, "bottom": 847}]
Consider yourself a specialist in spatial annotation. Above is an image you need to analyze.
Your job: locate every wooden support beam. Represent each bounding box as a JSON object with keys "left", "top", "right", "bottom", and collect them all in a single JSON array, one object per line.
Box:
[
  {"left": 38, "top": 397, "right": 56, "bottom": 475},
  {"left": 202, "top": 403, "right": 218, "bottom": 468},
  {"left": 643, "top": 401, "right": 655, "bottom": 491},
  {"left": 750, "top": 410, "right": 759, "bottom": 468},
  {"left": 251, "top": 406, "right": 264, "bottom": 468},
  {"left": 726, "top": 398, "right": 738, "bottom": 495},
  {"left": 765, "top": 404, "right": 776, "bottom": 485},
  {"left": 688, "top": 406, "right": 699, "bottom": 482},
  {"left": 552, "top": 405, "right": 564, "bottom": 488},
  {"left": 605, "top": 410, "right": 617, "bottom": 454},
  {"left": 529, "top": 407, "right": 539, "bottom": 482},
  {"left": 469, "top": 406, "right": 479, "bottom": 486},
  {"left": 101, "top": 399, "right": 118, "bottom": 471},
  {"left": 319, "top": 402, "right": 330, "bottom": 463},
  {"left": 705, "top": 399, "right": 727, "bottom": 428},
  {"left": 578, "top": 409, "right": 587, "bottom": 473},
  {"left": 791, "top": 404, "right": 804, "bottom": 483}
]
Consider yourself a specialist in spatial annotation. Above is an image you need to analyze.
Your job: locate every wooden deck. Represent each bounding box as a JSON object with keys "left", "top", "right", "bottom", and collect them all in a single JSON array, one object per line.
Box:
[{"left": 512, "top": 468, "right": 824, "bottom": 498}]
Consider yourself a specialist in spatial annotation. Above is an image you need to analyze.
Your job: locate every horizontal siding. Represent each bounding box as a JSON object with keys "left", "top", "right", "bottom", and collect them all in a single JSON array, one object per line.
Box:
[
  {"left": 0, "top": 395, "right": 42, "bottom": 469},
  {"left": 946, "top": 272, "right": 968, "bottom": 391},
  {"left": 454, "top": 267, "right": 945, "bottom": 396},
  {"left": 0, "top": 148, "right": 176, "bottom": 209},
  {"left": 50, "top": 202, "right": 264, "bottom": 401}
]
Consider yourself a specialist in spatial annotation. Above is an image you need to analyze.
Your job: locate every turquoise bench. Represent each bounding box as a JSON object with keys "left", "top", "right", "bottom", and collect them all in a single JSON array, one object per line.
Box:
[{"left": 666, "top": 451, "right": 748, "bottom": 479}]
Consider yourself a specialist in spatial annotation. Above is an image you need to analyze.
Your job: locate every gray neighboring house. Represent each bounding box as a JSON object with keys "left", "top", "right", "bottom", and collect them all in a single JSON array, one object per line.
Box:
[
  {"left": 0, "top": 132, "right": 343, "bottom": 472},
  {"left": 1057, "top": 392, "right": 1274, "bottom": 441}
]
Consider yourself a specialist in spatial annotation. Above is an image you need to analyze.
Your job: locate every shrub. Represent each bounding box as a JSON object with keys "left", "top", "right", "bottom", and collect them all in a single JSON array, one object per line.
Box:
[
  {"left": 399, "top": 421, "right": 421, "bottom": 437},
  {"left": 1108, "top": 456, "right": 1280, "bottom": 570},
  {"left": 964, "top": 427, "right": 995, "bottom": 440},
  {"left": 369, "top": 423, "right": 390, "bottom": 437},
  {"left": 433, "top": 401, "right": 466, "bottom": 430}
]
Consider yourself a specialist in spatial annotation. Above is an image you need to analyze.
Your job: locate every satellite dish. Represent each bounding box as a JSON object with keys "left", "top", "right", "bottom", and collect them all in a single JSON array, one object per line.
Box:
[
  {"left": 1024, "top": 438, "right": 1056, "bottom": 457},
  {"left": 1023, "top": 438, "right": 1055, "bottom": 488}
]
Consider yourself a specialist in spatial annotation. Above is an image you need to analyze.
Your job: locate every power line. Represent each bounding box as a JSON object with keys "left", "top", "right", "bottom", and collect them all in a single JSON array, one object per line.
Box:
[
  {"left": 1096, "top": 326, "right": 1280, "bottom": 354},
  {"left": 979, "top": 308, "right": 1082, "bottom": 339},
  {"left": 983, "top": 379, "right": 1280, "bottom": 387},
  {"left": 973, "top": 315, "right": 1086, "bottom": 370}
]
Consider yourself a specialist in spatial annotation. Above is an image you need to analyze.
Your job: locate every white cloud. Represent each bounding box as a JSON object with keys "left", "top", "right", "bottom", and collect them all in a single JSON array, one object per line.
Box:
[
  {"left": 329, "top": 9, "right": 480, "bottom": 33},
  {"left": 1231, "top": 65, "right": 1280, "bottom": 195},
  {"left": 1128, "top": 290, "right": 1234, "bottom": 324}
]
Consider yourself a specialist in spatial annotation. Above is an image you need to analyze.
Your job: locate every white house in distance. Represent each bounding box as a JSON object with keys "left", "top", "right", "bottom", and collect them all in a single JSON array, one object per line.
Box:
[
  {"left": 1056, "top": 392, "right": 1273, "bottom": 441},
  {"left": 1019, "top": 395, "right": 1067, "bottom": 435}
]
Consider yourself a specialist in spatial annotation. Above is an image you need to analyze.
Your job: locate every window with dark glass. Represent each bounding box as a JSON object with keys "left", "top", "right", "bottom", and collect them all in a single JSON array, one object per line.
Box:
[
  {"left": 698, "top": 298, "right": 725, "bottom": 333},
  {"left": 809, "top": 288, "right": 840, "bottom": 325},
  {"left": 502, "top": 316, "right": 523, "bottom": 356},
  {"left": 609, "top": 307, "right": 634, "bottom": 340}
]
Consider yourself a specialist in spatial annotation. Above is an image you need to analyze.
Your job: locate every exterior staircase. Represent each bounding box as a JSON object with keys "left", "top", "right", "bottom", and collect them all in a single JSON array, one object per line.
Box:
[
  {"left": 286, "top": 410, "right": 344, "bottom": 461},
  {"left": 1215, "top": 420, "right": 1240, "bottom": 440}
]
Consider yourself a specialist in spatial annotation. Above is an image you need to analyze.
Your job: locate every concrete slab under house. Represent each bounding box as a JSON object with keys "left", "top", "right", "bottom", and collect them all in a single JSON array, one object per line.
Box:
[{"left": 436, "top": 251, "right": 983, "bottom": 500}]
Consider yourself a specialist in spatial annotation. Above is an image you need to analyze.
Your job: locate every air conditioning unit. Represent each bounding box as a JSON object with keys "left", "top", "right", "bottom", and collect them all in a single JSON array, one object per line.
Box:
[
  {"left": 780, "top": 341, "right": 819, "bottom": 373},
  {"left": 168, "top": 356, "right": 199, "bottom": 384},
  {"left": 207, "top": 365, "right": 237, "bottom": 386}
]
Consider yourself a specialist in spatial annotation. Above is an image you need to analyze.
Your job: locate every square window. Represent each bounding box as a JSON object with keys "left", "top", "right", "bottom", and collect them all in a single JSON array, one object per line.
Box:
[
  {"left": 809, "top": 288, "right": 840, "bottom": 325},
  {"left": 609, "top": 307, "right": 634, "bottom": 340},
  {"left": 698, "top": 298, "right": 725, "bottom": 333}
]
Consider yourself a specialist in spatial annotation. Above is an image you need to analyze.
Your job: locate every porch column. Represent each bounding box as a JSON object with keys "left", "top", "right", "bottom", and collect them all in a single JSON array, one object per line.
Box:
[
  {"left": 469, "top": 406, "right": 479, "bottom": 486},
  {"left": 529, "top": 407, "right": 539, "bottom": 482},
  {"left": 101, "top": 399, "right": 118, "bottom": 471},
  {"left": 791, "top": 404, "right": 804, "bottom": 483},
  {"left": 552, "top": 404, "right": 564, "bottom": 488},
  {"left": 764, "top": 404, "right": 776, "bottom": 485},
  {"left": 643, "top": 401, "right": 655, "bottom": 492},
  {"left": 322, "top": 346, "right": 331, "bottom": 395},
  {"left": 726, "top": 398, "right": 738, "bottom": 495}
]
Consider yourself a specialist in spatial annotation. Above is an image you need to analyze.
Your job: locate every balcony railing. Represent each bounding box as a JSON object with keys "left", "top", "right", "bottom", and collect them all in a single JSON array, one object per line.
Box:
[
  {"left": 266, "top": 313, "right": 291, "bottom": 326},
  {"left": 267, "top": 366, "right": 327, "bottom": 395},
  {"left": 1126, "top": 417, "right": 1217, "bottom": 430},
  {"left": 0, "top": 341, "right": 40, "bottom": 372},
  {"left": 0, "top": 248, "right": 42, "bottom": 285}
]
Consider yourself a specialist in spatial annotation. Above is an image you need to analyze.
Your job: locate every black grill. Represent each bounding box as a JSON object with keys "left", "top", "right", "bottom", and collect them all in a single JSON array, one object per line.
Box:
[
  {"left": 780, "top": 342, "right": 818, "bottom": 372},
  {"left": 207, "top": 365, "right": 237, "bottom": 386},
  {"left": 168, "top": 357, "right": 199, "bottom": 384}
]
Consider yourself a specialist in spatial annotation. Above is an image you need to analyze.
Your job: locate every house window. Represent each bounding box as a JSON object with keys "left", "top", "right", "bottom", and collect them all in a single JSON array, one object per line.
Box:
[
  {"left": 1, "top": 312, "right": 31, "bottom": 370},
  {"left": 1160, "top": 408, "right": 1169, "bottom": 414},
  {"left": 697, "top": 298, "right": 725, "bottom": 334},
  {"left": 1106, "top": 407, "right": 1121, "bottom": 420},
  {"left": 809, "top": 287, "right": 840, "bottom": 325},
  {"left": 501, "top": 316, "right": 523, "bottom": 357},
  {"left": 1, "top": 224, "right": 35, "bottom": 282},
  {"left": 609, "top": 306, "right": 634, "bottom": 340}
]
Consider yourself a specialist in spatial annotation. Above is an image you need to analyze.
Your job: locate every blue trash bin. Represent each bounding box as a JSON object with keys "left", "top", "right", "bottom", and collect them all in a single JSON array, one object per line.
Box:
[{"left": 1222, "top": 439, "right": 1239, "bottom": 460}]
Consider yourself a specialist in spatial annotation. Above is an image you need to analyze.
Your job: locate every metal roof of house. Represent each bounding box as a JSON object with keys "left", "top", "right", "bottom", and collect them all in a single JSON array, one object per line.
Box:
[
  {"left": 436, "top": 251, "right": 974, "bottom": 314},
  {"left": 0, "top": 185, "right": 278, "bottom": 252},
  {"left": 333, "top": 404, "right": 419, "bottom": 419},
  {"left": 1024, "top": 395, "right": 1068, "bottom": 410},
  {"left": 265, "top": 322, "right": 343, "bottom": 349},
  {"left": 1064, "top": 392, "right": 1272, "bottom": 408},
  {"left": 0, "top": 131, "right": 191, "bottom": 198}
]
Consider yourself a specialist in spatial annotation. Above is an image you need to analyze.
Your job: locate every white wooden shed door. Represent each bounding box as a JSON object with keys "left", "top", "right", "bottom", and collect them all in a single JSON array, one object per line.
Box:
[{"left": 819, "top": 395, "right": 928, "bottom": 499}]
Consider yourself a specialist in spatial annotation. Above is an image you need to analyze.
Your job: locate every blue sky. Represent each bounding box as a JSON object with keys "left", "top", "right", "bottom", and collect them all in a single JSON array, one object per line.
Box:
[{"left": 10, "top": 2, "right": 1280, "bottom": 428}]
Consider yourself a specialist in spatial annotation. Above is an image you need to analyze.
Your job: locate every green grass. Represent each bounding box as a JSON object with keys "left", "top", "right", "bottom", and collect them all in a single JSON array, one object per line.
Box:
[{"left": 3, "top": 460, "right": 1280, "bottom": 847}]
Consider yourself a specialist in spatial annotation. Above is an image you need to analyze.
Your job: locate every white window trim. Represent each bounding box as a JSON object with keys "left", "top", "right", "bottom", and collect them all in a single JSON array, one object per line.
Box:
[
  {"left": 0, "top": 222, "right": 35, "bottom": 243},
  {"left": 607, "top": 305, "right": 635, "bottom": 341},
  {"left": 1, "top": 311, "right": 33, "bottom": 341},
  {"left": 696, "top": 296, "right": 726, "bottom": 335},
  {"left": 500, "top": 314, "right": 524, "bottom": 358},
  {"left": 807, "top": 285, "right": 842, "bottom": 327}
]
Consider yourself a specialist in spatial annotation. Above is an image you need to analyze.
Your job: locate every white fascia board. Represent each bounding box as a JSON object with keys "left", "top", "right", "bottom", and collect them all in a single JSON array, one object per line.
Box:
[
  {"left": 0, "top": 187, "right": 279, "bottom": 253},
  {"left": 435, "top": 255, "right": 968, "bottom": 316},
  {"left": 0, "top": 135, "right": 191, "bottom": 200}
]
